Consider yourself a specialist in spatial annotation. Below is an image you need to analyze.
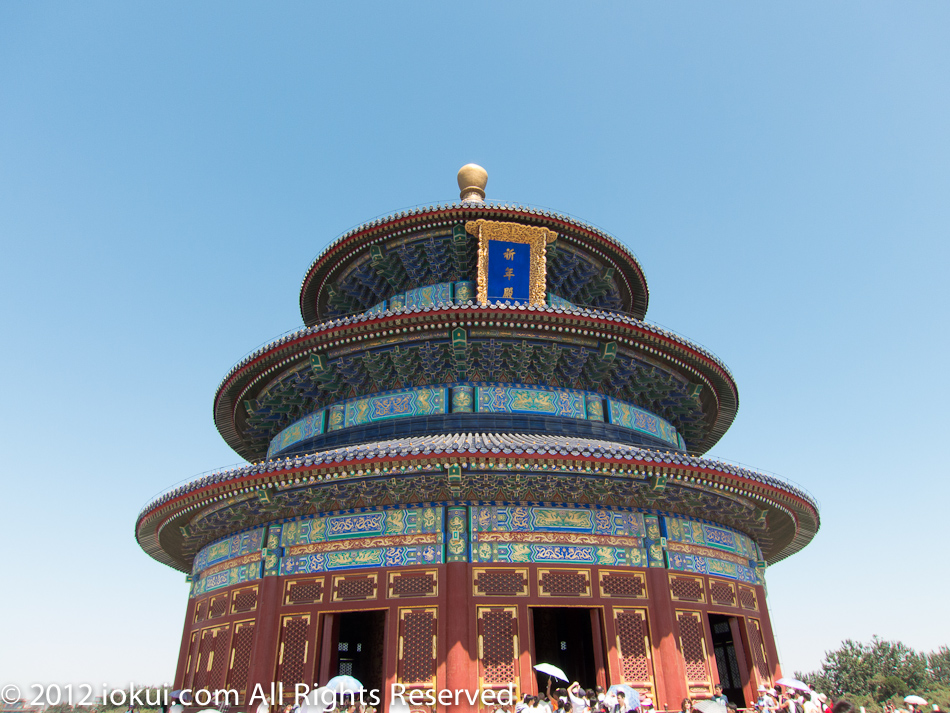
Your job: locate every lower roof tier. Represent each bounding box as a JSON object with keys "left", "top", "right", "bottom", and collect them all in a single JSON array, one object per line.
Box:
[{"left": 136, "top": 433, "right": 819, "bottom": 574}]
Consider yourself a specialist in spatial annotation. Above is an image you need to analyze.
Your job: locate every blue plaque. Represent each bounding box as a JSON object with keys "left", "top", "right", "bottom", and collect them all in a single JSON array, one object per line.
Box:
[{"left": 486, "top": 240, "right": 530, "bottom": 302}]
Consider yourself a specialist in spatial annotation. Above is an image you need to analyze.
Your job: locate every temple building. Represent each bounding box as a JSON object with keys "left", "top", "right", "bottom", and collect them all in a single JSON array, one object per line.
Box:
[{"left": 136, "top": 165, "right": 819, "bottom": 711}]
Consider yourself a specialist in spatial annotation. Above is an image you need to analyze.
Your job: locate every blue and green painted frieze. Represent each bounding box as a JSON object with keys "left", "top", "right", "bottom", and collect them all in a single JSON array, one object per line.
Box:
[
  {"left": 186, "top": 505, "right": 763, "bottom": 597},
  {"left": 266, "top": 383, "right": 682, "bottom": 459}
]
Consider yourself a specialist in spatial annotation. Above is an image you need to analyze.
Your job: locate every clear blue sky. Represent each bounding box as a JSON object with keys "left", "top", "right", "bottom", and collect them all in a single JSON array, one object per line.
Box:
[{"left": 2, "top": 2, "right": 948, "bottom": 693}]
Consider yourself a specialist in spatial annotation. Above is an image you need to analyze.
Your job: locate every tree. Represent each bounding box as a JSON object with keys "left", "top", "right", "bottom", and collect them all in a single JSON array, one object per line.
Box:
[
  {"left": 929, "top": 646, "right": 950, "bottom": 685},
  {"left": 797, "top": 637, "right": 929, "bottom": 701}
]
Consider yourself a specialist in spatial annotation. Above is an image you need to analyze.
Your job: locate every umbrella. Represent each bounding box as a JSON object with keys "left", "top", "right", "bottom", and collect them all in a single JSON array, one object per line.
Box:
[
  {"left": 534, "top": 663, "right": 569, "bottom": 682},
  {"left": 694, "top": 701, "right": 729, "bottom": 713},
  {"left": 776, "top": 678, "right": 812, "bottom": 692},
  {"left": 301, "top": 687, "right": 334, "bottom": 713},
  {"left": 606, "top": 685, "right": 640, "bottom": 711},
  {"left": 325, "top": 675, "right": 364, "bottom": 694},
  {"left": 905, "top": 697, "right": 928, "bottom": 706}
]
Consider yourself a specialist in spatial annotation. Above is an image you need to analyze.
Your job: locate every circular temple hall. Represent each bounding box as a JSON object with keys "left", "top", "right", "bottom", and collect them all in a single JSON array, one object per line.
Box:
[{"left": 136, "top": 165, "right": 819, "bottom": 712}]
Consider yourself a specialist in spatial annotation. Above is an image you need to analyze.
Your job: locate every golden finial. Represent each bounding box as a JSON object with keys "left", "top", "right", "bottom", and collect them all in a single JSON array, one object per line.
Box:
[{"left": 457, "top": 163, "right": 488, "bottom": 202}]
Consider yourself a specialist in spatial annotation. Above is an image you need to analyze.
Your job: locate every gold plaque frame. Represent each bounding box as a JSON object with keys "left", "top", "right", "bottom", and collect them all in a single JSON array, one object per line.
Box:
[{"left": 466, "top": 219, "right": 555, "bottom": 306}]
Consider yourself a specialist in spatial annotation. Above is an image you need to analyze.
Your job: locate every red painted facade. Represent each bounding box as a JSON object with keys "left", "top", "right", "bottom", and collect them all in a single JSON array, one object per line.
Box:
[{"left": 174, "top": 563, "right": 783, "bottom": 712}]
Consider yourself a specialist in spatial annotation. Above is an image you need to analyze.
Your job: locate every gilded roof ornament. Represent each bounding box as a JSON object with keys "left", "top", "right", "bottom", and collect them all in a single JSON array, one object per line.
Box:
[{"left": 457, "top": 163, "right": 488, "bottom": 202}]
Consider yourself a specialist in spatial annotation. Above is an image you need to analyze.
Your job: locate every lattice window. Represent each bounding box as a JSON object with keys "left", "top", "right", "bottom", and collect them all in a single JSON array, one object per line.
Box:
[
  {"left": 746, "top": 617, "right": 770, "bottom": 683},
  {"left": 615, "top": 608, "right": 652, "bottom": 684},
  {"left": 389, "top": 572, "right": 437, "bottom": 598},
  {"left": 398, "top": 608, "right": 437, "bottom": 684},
  {"left": 194, "top": 598, "right": 208, "bottom": 623},
  {"left": 277, "top": 615, "right": 311, "bottom": 694},
  {"left": 670, "top": 575, "right": 705, "bottom": 603},
  {"left": 474, "top": 569, "right": 528, "bottom": 596},
  {"left": 209, "top": 595, "right": 229, "bottom": 619},
  {"left": 539, "top": 569, "right": 591, "bottom": 597},
  {"left": 207, "top": 625, "right": 231, "bottom": 692},
  {"left": 193, "top": 629, "right": 214, "bottom": 689},
  {"left": 600, "top": 572, "right": 647, "bottom": 598},
  {"left": 738, "top": 586, "right": 758, "bottom": 611},
  {"left": 478, "top": 607, "right": 518, "bottom": 686},
  {"left": 285, "top": 579, "right": 324, "bottom": 605},
  {"left": 332, "top": 575, "right": 377, "bottom": 602},
  {"left": 709, "top": 580, "right": 736, "bottom": 607},
  {"left": 227, "top": 621, "right": 256, "bottom": 696},
  {"left": 231, "top": 587, "right": 258, "bottom": 613},
  {"left": 676, "top": 611, "right": 709, "bottom": 683},
  {"left": 183, "top": 631, "right": 201, "bottom": 690}
]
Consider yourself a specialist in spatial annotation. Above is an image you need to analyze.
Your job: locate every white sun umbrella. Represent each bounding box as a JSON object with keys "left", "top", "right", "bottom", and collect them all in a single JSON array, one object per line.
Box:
[
  {"left": 606, "top": 684, "right": 640, "bottom": 711},
  {"left": 325, "top": 675, "right": 365, "bottom": 694},
  {"left": 533, "top": 663, "right": 569, "bottom": 682},
  {"left": 300, "top": 687, "right": 334, "bottom": 713},
  {"left": 905, "top": 696, "right": 928, "bottom": 706},
  {"left": 776, "top": 678, "right": 812, "bottom": 692},
  {"left": 694, "top": 701, "right": 729, "bottom": 713}
]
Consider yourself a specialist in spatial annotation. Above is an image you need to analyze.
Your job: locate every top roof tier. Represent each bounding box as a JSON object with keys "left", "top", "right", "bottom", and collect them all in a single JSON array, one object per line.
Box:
[{"left": 299, "top": 166, "right": 650, "bottom": 326}]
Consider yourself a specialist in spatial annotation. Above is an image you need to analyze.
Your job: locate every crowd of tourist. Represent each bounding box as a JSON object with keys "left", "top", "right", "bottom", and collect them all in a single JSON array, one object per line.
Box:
[{"left": 491, "top": 679, "right": 866, "bottom": 713}]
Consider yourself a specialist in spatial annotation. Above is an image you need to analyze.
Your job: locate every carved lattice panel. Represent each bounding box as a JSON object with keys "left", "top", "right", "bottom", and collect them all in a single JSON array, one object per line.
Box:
[
  {"left": 746, "top": 617, "right": 771, "bottom": 684},
  {"left": 277, "top": 614, "right": 311, "bottom": 696},
  {"left": 194, "top": 598, "right": 208, "bottom": 624},
  {"left": 206, "top": 624, "right": 232, "bottom": 692},
  {"left": 389, "top": 570, "right": 438, "bottom": 598},
  {"left": 676, "top": 610, "right": 712, "bottom": 695},
  {"left": 473, "top": 568, "right": 528, "bottom": 596},
  {"left": 226, "top": 620, "right": 256, "bottom": 698},
  {"left": 183, "top": 630, "right": 201, "bottom": 690},
  {"left": 284, "top": 577, "right": 325, "bottom": 605},
  {"left": 332, "top": 574, "right": 378, "bottom": 602},
  {"left": 397, "top": 607, "right": 437, "bottom": 688},
  {"left": 709, "top": 579, "right": 736, "bottom": 607},
  {"left": 600, "top": 571, "right": 648, "bottom": 599},
  {"left": 193, "top": 625, "right": 229, "bottom": 692},
  {"left": 670, "top": 575, "right": 706, "bottom": 603},
  {"left": 477, "top": 606, "right": 520, "bottom": 691},
  {"left": 538, "top": 569, "right": 591, "bottom": 597},
  {"left": 738, "top": 586, "right": 758, "bottom": 611},
  {"left": 613, "top": 607, "right": 655, "bottom": 697},
  {"left": 209, "top": 594, "right": 229, "bottom": 619},
  {"left": 231, "top": 586, "right": 259, "bottom": 614}
]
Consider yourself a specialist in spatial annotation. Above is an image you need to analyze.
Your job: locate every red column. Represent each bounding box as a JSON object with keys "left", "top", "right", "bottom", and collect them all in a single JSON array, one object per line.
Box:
[
  {"left": 174, "top": 595, "right": 197, "bottom": 688},
  {"left": 444, "top": 561, "right": 477, "bottom": 713},
  {"left": 757, "top": 588, "right": 783, "bottom": 681},
  {"left": 729, "top": 617, "right": 754, "bottom": 708},
  {"left": 317, "top": 613, "right": 339, "bottom": 685},
  {"left": 247, "top": 575, "right": 283, "bottom": 703},
  {"left": 591, "top": 608, "right": 608, "bottom": 690},
  {"left": 647, "top": 569, "right": 686, "bottom": 711}
]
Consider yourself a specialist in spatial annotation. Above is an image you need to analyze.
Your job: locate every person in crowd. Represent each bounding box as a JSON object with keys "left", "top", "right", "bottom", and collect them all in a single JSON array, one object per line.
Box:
[
  {"left": 831, "top": 700, "right": 857, "bottom": 713},
  {"left": 567, "top": 683, "right": 588, "bottom": 713},
  {"left": 713, "top": 684, "right": 729, "bottom": 706},
  {"left": 537, "top": 693, "right": 554, "bottom": 713},
  {"left": 681, "top": 698, "right": 694, "bottom": 713}
]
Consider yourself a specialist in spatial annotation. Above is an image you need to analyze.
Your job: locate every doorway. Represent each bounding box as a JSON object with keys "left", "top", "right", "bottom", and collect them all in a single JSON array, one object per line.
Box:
[
  {"left": 708, "top": 614, "right": 747, "bottom": 706},
  {"left": 532, "top": 608, "right": 600, "bottom": 692},
  {"left": 335, "top": 610, "right": 386, "bottom": 695}
]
